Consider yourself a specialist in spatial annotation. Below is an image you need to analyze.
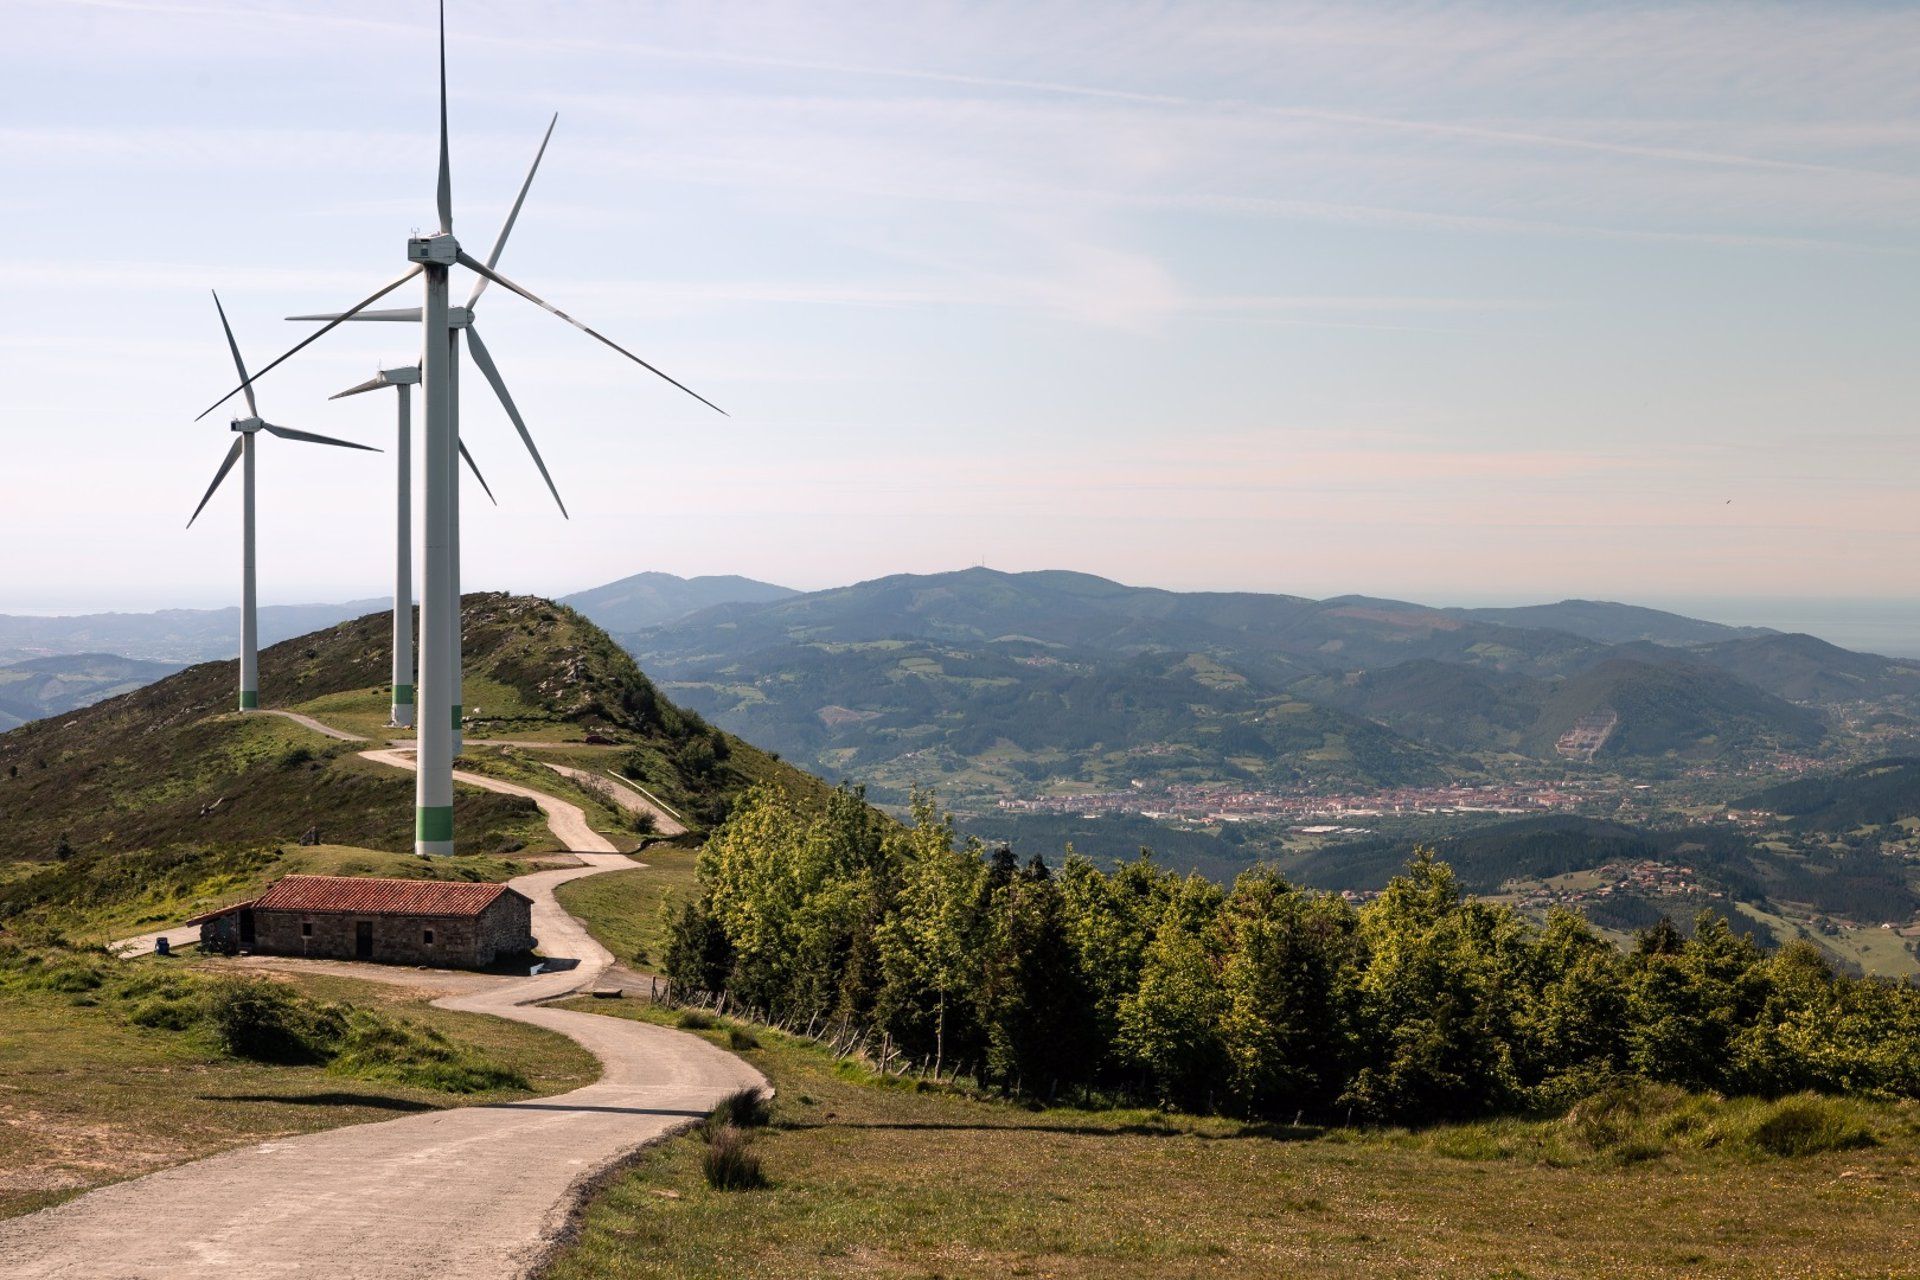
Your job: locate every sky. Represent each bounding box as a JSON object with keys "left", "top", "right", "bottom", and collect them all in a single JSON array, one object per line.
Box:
[{"left": 1, "top": 0, "right": 1915, "bottom": 621}]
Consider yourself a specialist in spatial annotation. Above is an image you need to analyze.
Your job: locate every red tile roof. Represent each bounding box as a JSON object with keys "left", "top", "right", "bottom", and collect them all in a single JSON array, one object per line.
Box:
[{"left": 252, "top": 875, "right": 526, "bottom": 918}]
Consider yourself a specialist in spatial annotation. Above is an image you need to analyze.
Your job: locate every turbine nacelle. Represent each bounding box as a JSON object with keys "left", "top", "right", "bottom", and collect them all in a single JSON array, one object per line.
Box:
[
  {"left": 230, "top": 416, "right": 266, "bottom": 434},
  {"left": 407, "top": 233, "right": 461, "bottom": 266}
]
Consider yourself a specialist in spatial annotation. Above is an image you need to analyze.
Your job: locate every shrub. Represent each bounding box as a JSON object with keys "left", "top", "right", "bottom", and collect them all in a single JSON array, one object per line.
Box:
[
  {"left": 202, "top": 977, "right": 336, "bottom": 1064},
  {"left": 1743, "top": 1096, "right": 1876, "bottom": 1158},
  {"left": 330, "top": 1012, "right": 528, "bottom": 1093},
  {"left": 728, "top": 1027, "right": 760, "bottom": 1052},
  {"left": 677, "top": 1010, "right": 715, "bottom": 1030},
  {"left": 706, "top": 1087, "right": 771, "bottom": 1131},
  {"left": 1562, "top": 1079, "right": 1690, "bottom": 1155},
  {"left": 702, "top": 1124, "right": 765, "bottom": 1190}
]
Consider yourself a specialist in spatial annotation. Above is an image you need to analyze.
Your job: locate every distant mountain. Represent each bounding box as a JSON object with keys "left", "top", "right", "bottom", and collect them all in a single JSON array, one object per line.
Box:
[
  {"left": 639, "top": 569, "right": 1604, "bottom": 677},
  {"left": 0, "top": 601, "right": 381, "bottom": 664},
  {"left": 1680, "top": 633, "right": 1920, "bottom": 706},
  {"left": 1449, "top": 599, "right": 1772, "bottom": 647},
  {"left": 626, "top": 569, "right": 1866, "bottom": 795},
  {"left": 0, "top": 654, "right": 184, "bottom": 732},
  {"left": 1529, "top": 657, "right": 1825, "bottom": 760},
  {"left": 1737, "top": 757, "right": 1920, "bottom": 833},
  {"left": 560, "top": 571, "right": 797, "bottom": 633},
  {"left": 1290, "top": 810, "right": 1914, "bottom": 929}
]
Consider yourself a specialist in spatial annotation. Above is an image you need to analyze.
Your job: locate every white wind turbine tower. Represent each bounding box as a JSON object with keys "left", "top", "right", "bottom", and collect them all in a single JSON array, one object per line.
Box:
[
  {"left": 330, "top": 364, "right": 496, "bottom": 728},
  {"left": 292, "top": 112, "right": 574, "bottom": 758},
  {"left": 195, "top": 1, "right": 726, "bottom": 854},
  {"left": 189, "top": 292, "right": 380, "bottom": 713}
]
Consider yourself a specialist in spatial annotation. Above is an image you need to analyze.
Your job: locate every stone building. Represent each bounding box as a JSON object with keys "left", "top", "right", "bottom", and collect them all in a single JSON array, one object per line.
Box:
[{"left": 194, "top": 874, "right": 536, "bottom": 969}]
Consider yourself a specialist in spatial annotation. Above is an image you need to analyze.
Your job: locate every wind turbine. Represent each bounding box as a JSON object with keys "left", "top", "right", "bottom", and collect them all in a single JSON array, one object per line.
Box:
[
  {"left": 193, "top": 1, "right": 726, "bottom": 854},
  {"left": 330, "top": 364, "right": 496, "bottom": 728},
  {"left": 291, "top": 112, "right": 572, "bottom": 758},
  {"left": 189, "top": 292, "right": 380, "bottom": 713}
]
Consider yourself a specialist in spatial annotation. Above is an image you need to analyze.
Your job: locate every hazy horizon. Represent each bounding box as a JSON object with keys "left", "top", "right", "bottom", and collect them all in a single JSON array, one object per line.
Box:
[{"left": 3, "top": 568, "right": 1915, "bottom": 658}]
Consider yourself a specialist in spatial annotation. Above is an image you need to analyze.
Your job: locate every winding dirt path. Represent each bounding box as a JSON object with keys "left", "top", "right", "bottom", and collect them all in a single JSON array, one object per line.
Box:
[{"left": 2, "top": 717, "right": 756, "bottom": 1279}]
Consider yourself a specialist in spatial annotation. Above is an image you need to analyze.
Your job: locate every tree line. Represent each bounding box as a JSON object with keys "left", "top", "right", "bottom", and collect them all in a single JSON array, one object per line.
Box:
[{"left": 665, "top": 785, "right": 1920, "bottom": 1122}]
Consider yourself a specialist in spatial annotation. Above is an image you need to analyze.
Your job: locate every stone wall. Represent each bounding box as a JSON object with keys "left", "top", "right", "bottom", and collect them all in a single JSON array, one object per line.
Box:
[{"left": 246, "top": 894, "right": 533, "bottom": 969}]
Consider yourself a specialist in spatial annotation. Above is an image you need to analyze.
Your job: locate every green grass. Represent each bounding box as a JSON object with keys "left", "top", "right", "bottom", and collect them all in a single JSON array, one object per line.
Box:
[
  {"left": 544, "top": 1004, "right": 1920, "bottom": 1280},
  {"left": 0, "top": 953, "right": 596, "bottom": 1220},
  {"left": 553, "top": 848, "right": 702, "bottom": 968}
]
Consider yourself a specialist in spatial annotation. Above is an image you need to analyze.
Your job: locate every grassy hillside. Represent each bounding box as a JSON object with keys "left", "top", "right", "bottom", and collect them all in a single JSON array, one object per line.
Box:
[
  {"left": 549, "top": 1002, "right": 1920, "bottom": 1280},
  {"left": 0, "top": 594, "right": 824, "bottom": 895},
  {"left": 1, "top": 952, "right": 595, "bottom": 1218}
]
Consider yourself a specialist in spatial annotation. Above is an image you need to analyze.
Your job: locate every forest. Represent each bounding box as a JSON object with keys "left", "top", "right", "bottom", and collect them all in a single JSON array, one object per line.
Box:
[{"left": 667, "top": 786, "right": 1920, "bottom": 1123}]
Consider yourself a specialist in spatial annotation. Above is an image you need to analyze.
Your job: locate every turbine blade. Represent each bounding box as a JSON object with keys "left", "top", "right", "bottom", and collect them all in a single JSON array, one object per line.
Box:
[
  {"left": 262, "top": 423, "right": 382, "bottom": 451},
  {"left": 436, "top": 0, "right": 452, "bottom": 234},
  {"left": 286, "top": 307, "right": 423, "bottom": 323},
  {"left": 330, "top": 373, "right": 390, "bottom": 400},
  {"left": 460, "top": 439, "right": 498, "bottom": 506},
  {"left": 466, "top": 112, "right": 557, "bottom": 310},
  {"left": 211, "top": 290, "right": 257, "bottom": 418},
  {"left": 455, "top": 251, "right": 727, "bottom": 417},
  {"left": 194, "top": 265, "right": 424, "bottom": 422},
  {"left": 464, "top": 324, "right": 568, "bottom": 518},
  {"left": 187, "top": 437, "right": 245, "bottom": 528}
]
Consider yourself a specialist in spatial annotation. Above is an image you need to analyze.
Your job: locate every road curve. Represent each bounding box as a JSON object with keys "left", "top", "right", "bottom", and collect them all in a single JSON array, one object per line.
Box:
[
  {"left": 255, "top": 707, "right": 369, "bottom": 742},
  {"left": 359, "top": 747, "right": 620, "bottom": 855},
  {"left": 2, "top": 751, "right": 759, "bottom": 1278}
]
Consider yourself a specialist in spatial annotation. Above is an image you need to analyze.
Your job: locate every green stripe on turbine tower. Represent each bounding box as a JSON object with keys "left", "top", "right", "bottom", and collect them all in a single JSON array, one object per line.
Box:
[
  {"left": 416, "top": 806, "right": 455, "bottom": 843},
  {"left": 238, "top": 690, "right": 259, "bottom": 709}
]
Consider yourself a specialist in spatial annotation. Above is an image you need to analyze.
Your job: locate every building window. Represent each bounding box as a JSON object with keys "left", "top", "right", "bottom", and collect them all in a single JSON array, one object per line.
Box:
[
  {"left": 301, "top": 921, "right": 313, "bottom": 937},
  {"left": 423, "top": 929, "right": 435, "bottom": 944}
]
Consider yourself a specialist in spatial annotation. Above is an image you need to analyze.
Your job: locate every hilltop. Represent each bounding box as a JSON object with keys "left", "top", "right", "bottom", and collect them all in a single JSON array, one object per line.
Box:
[
  {"left": 0, "top": 594, "right": 823, "bottom": 931},
  {"left": 560, "top": 571, "right": 797, "bottom": 633}
]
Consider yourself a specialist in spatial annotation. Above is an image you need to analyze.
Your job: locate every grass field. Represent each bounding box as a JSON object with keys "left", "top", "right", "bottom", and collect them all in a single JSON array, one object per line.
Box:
[
  {"left": 552, "top": 848, "right": 702, "bottom": 968},
  {"left": 544, "top": 1004, "right": 1920, "bottom": 1280},
  {"left": 0, "top": 958, "right": 596, "bottom": 1220}
]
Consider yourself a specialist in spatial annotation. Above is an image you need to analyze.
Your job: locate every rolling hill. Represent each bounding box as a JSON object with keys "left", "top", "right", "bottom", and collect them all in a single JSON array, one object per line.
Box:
[
  {"left": 0, "top": 595, "right": 821, "bottom": 885},
  {"left": 621, "top": 568, "right": 1863, "bottom": 796},
  {"left": 1447, "top": 599, "right": 1773, "bottom": 647},
  {"left": 0, "top": 654, "right": 183, "bottom": 732}
]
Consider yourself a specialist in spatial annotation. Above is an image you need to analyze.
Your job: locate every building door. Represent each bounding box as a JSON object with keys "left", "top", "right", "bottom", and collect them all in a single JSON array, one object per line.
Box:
[
  {"left": 238, "top": 909, "right": 255, "bottom": 948},
  {"left": 355, "top": 920, "right": 373, "bottom": 960}
]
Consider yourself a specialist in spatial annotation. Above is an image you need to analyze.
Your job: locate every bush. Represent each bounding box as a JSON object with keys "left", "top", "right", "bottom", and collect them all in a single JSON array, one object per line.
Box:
[
  {"left": 677, "top": 1010, "right": 715, "bottom": 1030},
  {"left": 1562, "top": 1079, "right": 1691, "bottom": 1156},
  {"left": 203, "top": 978, "right": 335, "bottom": 1063},
  {"left": 728, "top": 1027, "right": 760, "bottom": 1052},
  {"left": 330, "top": 1012, "right": 528, "bottom": 1093},
  {"left": 702, "top": 1124, "right": 765, "bottom": 1190},
  {"left": 1743, "top": 1096, "right": 1876, "bottom": 1158},
  {"left": 707, "top": 1087, "right": 771, "bottom": 1131}
]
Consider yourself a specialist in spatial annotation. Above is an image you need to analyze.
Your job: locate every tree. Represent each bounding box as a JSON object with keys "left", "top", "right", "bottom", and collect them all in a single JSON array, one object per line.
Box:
[
  {"left": 1116, "top": 874, "right": 1227, "bottom": 1108},
  {"left": 1214, "top": 867, "right": 1361, "bottom": 1116}
]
